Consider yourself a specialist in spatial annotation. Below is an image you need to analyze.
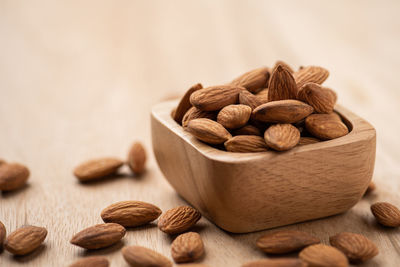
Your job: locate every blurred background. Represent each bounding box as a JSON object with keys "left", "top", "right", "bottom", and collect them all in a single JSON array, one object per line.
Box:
[{"left": 1, "top": 0, "right": 400, "bottom": 265}]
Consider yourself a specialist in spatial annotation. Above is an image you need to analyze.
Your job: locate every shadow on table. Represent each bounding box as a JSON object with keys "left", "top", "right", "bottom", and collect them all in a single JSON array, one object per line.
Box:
[{"left": 10, "top": 244, "right": 47, "bottom": 262}]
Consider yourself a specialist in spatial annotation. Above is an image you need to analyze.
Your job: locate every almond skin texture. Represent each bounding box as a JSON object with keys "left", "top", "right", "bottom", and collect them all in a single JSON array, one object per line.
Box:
[
  {"left": 171, "top": 232, "right": 204, "bottom": 263},
  {"left": 122, "top": 245, "right": 173, "bottom": 267},
  {"left": 370, "top": 202, "right": 400, "bottom": 227},
  {"left": 0, "top": 220, "right": 6, "bottom": 249},
  {"left": 0, "top": 163, "right": 30, "bottom": 191},
  {"left": 101, "top": 200, "right": 162, "bottom": 227},
  {"left": 232, "top": 125, "right": 262, "bottom": 136},
  {"left": 239, "top": 90, "right": 268, "bottom": 109},
  {"left": 190, "top": 85, "right": 244, "bottom": 111},
  {"left": 273, "top": 60, "right": 295, "bottom": 74},
  {"left": 268, "top": 65, "right": 298, "bottom": 101},
  {"left": 297, "top": 83, "right": 337, "bottom": 114},
  {"left": 231, "top": 67, "right": 270, "bottom": 93},
  {"left": 329, "top": 232, "right": 379, "bottom": 263},
  {"left": 299, "top": 244, "right": 349, "bottom": 267},
  {"left": 173, "top": 83, "right": 203, "bottom": 124},
  {"left": 294, "top": 66, "right": 329, "bottom": 90},
  {"left": 298, "top": 137, "right": 320, "bottom": 146},
  {"left": 182, "top": 107, "right": 217, "bottom": 127},
  {"left": 69, "top": 256, "right": 109, "bottom": 267},
  {"left": 73, "top": 158, "right": 124, "bottom": 182},
  {"left": 70, "top": 223, "right": 126, "bottom": 249},
  {"left": 305, "top": 114, "right": 349, "bottom": 140},
  {"left": 256, "top": 230, "right": 320, "bottom": 254},
  {"left": 158, "top": 206, "right": 201, "bottom": 234},
  {"left": 242, "top": 258, "right": 307, "bottom": 267},
  {"left": 217, "top": 104, "right": 252, "bottom": 129},
  {"left": 4, "top": 225, "right": 47, "bottom": 255},
  {"left": 252, "top": 100, "right": 314, "bottom": 123},
  {"left": 264, "top": 124, "right": 300, "bottom": 151},
  {"left": 127, "top": 142, "right": 147, "bottom": 175},
  {"left": 225, "top": 135, "right": 268, "bottom": 152},
  {"left": 185, "top": 118, "right": 232, "bottom": 145}
]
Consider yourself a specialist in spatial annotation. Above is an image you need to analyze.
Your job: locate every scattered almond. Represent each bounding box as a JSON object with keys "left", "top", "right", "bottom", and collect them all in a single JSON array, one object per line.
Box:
[
  {"left": 101, "top": 200, "right": 162, "bottom": 227},
  {"left": 370, "top": 202, "right": 400, "bottom": 227},
  {"left": 298, "top": 136, "right": 320, "bottom": 146},
  {"left": 242, "top": 258, "right": 307, "bottom": 267},
  {"left": 190, "top": 85, "right": 244, "bottom": 111},
  {"left": 70, "top": 223, "right": 126, "bottom": 249},
  {"left": 4, "top": 225, "right": 47, "bottom": 255},
  {"left": 73, "top": 157, "right": 124, "bottom": 182},
  {"left": 173, "top": 83, "right": 203, "bottom": 124},
  {"left": 256, "top": 230, "right": 320, "bottom": 254},
  {"left": 305, "top": 114, "right": 349, "bottom": 140},
  {"left": 127, "top": 142, "right": 147, "bottom": 175},
  {"left": 297, "top": 82, "right": 336, "bottom": 114},
  {"left": 252, "top": 100, "right": 314, "bottom": 123},
  {"left": 217, "top": 104, "right": 252, "bottom": 129},
  {"left": 182, "top": 107, "right": 217, "bottom": 127},
  {"left": 225, "top": 135, "right": 268, "bottom": 152},
  {"left": 230, "top": 67, "right": 270, "bottom": 93},
  {"left": 329, "top": 232, "right": 378, "bottom": 263},
  {"left": 171, "top": 232, "right": 204, "bottom": 263},
  {"left": 264, "top": 124, "right": 300, "bottom": 151},
  {"left": 122, "top": 245, "right": 173, "bottom": 267},
  {"left": 158, "top": 206, "right": 201, "bottom": 234},
  {"left": 69, "top": 256, "right": 109, "bottom": 267},
  {"left": 299, "top": 244, "right": 349, "bottom": 267},
  {"left": 232, "top": 125, "right": 262, "bottom": 136},
  {"left": 0, "top": 220, "right": 6, "bottom": 249},
  {"left": 294, "top": 66, "right": 329, "bottom": 90},
  {"left": 0, "top": 162, "right": 30, "bottom": 191},
  {"left": 239, "top": 90, "right": 268, "bottom": 109},
  {"left": 0, "top": 159, "right": 6, "bottom": 165},
  {"left": 268, "top": 65, "right": 297, "bottom": 101},
  {"left": 185, "top": 118, "right": 232, "bottom": 145}
]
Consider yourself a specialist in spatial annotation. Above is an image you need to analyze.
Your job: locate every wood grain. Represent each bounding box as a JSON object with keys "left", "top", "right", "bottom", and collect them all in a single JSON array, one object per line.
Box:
[{"left": 1, "top": 0, "right": 399, "bottom": 266}]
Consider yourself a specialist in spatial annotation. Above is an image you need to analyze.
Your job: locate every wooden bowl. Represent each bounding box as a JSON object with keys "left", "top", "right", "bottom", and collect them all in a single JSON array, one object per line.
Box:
[{"left": 151, "top": 100, "right": 376, "bottom": 233}]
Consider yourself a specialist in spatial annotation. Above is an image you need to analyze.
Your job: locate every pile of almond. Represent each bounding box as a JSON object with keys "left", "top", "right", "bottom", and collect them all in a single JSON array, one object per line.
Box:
[{"left": 172, "top": 61, "right": 349, "bottom": 152}]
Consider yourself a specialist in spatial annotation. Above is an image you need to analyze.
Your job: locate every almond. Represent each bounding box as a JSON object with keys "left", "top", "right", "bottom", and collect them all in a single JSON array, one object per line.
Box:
[
  {"left": 370, "top": 202, "right": 400, "bottom": 227},
  {"left": 182, "top": 107, "right": 217, "bottom": 127},
  {"left": 230, "top": 67, "right": 270, "bottom": 93},
  {"left": 242, "top": 258, "right": 307, "bottom": 267},
  {"left": 190, "top": 85, "right": 244, "bottom": 111},
  {"left": 273, "top": 60, "right": 295, "bottom": 74},
  {"left": 264, "top": 124, "right": 300, "bottom": 151},
  {"left": 256, "top": 230, "right": 320, "bottom": 254},
  {"left": 225, "top": 135, "right": 268, "bottom": 152},
  {"left": 329, "top": 232, "right": 378, "bottom": 263},
  {"left": 122, "top": 245, "right": 173, "bottom": 267},
  {"left": 305, "top": 114, "right": 349, "bottom": 140},
  {"left": 298, "top": 136, "right": 320, "bottom": 146},
  {"left": 171, "top": 232, "right": 204, "bottom": 263},
  {"left": 299, "top": 244, "right": 349, "bottom": 267},
  {"left": 158, "top": 206, "right": 201, "bottom": 234},
  {"left": 297, "top": 83, "right": 337, "bottom": 114},
  {"left": 268, "top": 65, "right": 297, "bottom": 101},
  {"left": 294, "top": 66, "right": 329, "bottom": 90},
  {"left": 127, "top": 142, "right": 147, "bottom": 175},
  {"left": 70, "top": 223, "right": 126, "bottom": 249},
  {"left": 101, "top": 200, "right": 162, "bottom": 227},
  {"left": 217, "top": 104, "right": 252, "bottom": 129},
  {"left": 173, "top": 83, "right": 203, "bottom": 124},
  {"left": 185, "top": 118, "right": 232, "bottom": 145},
  {"left": 4, "top": 225, "right": 47, "bottom": 255},
  {"left": 0, "top": 159, "right": 6, "bottom": 165},
  {"left": 239, "top": 90, "right": 268, "bottom": 109},
  {"left": 252, "top": 100, "right": 314, "bottom": 123},
  {"left": 0, "top": 220, "right": 6, "bottom": 249},
  {"left": 232, "top": 125, "right": 262, "bottom": 136},
  {"left": 73, "top": 157, "right": 124, "bottom": 182},
  {"left": 0, "top": 163, "right": 30, "bottom": 191},
  {"left": 69, "top": 256, "right": 109, "bottom": 267}
]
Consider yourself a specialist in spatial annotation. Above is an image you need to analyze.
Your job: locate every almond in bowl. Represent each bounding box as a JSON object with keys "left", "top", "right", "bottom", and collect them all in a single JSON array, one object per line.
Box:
[{"left": 151, "top": 61, "right": 376, "bottom": 233}]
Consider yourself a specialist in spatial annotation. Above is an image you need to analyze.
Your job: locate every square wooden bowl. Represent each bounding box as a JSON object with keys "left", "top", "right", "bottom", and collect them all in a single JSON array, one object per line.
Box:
[{"left": 151, "top": 99, "right": 376, "bottom": 233}]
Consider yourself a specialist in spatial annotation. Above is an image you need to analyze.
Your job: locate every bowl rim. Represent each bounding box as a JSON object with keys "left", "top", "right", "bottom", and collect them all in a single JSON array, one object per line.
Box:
[{"left": 151, "top": 99, "right": 376, "bottom": 163}]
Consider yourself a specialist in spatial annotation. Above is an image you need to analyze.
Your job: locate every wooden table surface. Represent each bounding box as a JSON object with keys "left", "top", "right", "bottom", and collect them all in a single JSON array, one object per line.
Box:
[{"left": 1, "top": 0, "right": 399, "bottom": 266}]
